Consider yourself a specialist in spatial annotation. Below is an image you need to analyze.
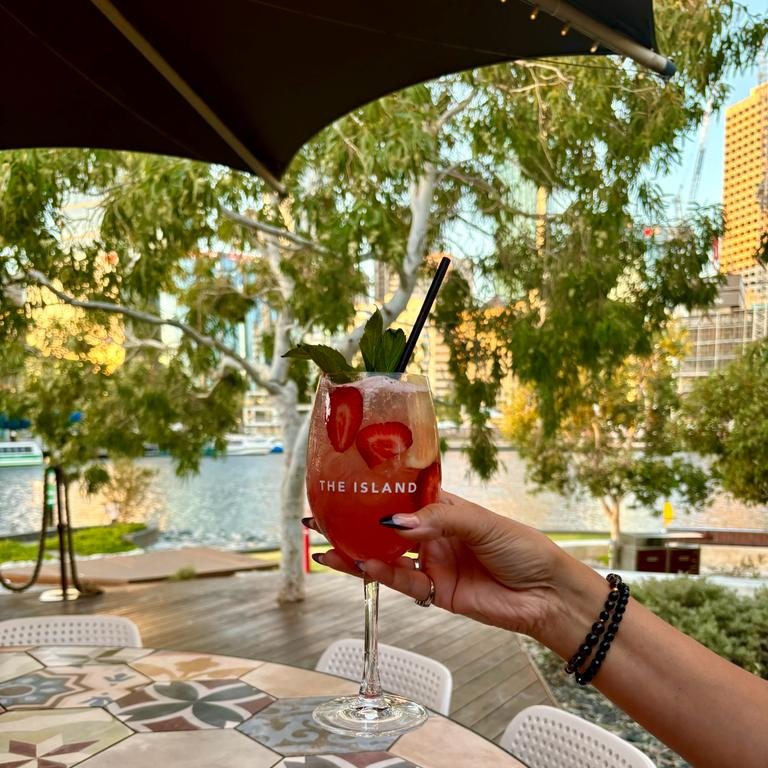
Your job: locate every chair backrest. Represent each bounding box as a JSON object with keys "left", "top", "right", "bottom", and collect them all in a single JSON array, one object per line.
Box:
[
  {"left": 500, "top": 705, "right": 656, "bottom": 768},
  {"left": 0, "top": 614, "right": 143, "bottom": 648},
  {"left": 315, "top": 638, "right": 452, "bottom": 715}
]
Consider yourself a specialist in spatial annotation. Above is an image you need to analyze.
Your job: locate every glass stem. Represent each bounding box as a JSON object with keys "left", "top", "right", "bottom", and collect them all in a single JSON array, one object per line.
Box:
[{"left": 359, "top": 574, "right": 385, "bottom": 703}]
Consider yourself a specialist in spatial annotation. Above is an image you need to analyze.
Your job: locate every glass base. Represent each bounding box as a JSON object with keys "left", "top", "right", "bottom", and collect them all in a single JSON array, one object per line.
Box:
[{"left": 312, "top": 694, "right": 429, "bottom": 737}]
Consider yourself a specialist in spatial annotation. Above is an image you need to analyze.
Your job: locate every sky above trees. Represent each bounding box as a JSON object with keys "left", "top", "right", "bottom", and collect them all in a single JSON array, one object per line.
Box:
[{"left": 658, "top": 0, "right": 768, "bottom": 207}]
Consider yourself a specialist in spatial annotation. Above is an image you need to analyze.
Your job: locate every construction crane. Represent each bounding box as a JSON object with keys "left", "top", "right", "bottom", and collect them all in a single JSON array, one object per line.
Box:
[
  {"left": 688, "top": 95, "right": 714, "bottom": 205},
  {"left": 672, "top": 93, "right": 715, "bottom": 221}
]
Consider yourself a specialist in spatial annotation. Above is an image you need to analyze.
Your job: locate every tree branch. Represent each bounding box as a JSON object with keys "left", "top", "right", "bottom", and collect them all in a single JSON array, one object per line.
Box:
[
  {"left": 221, "top": 207, "right": 330, "bottom": 254},
  {"left": 338, "top": 164, "right": 438, "bottom": 358},
  {"left": 24, "top": 270, "right": 281, "bottom": 395},
  {"left": 431, "top": 92, "right": 476, "bottom": 135}
]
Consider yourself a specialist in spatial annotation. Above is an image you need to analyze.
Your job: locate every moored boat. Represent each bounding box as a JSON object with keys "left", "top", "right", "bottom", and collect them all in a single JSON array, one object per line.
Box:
[
  {"left": 0, "top": 440, "right": 44, "bottom": 467},
  {"left": 224, "top": 434, "right": 272, "bottom": 456},
  {"left": 202, "top": 434, "right": 284, "bottom": 457},
  {"left": 226, "top": 434, "right": 284, "bottom": 455}
]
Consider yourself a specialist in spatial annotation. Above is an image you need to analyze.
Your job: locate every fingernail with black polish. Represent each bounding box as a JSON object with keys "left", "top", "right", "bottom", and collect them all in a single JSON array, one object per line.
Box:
[
  {"left": 311, "top": 552, "right": 325, "bottom": 565},
  {"left": 380, "top": 515, "right": 410, "bottom": 530},
  {"left": 301, "top": 517, "right": 314, "bottom": 528}
]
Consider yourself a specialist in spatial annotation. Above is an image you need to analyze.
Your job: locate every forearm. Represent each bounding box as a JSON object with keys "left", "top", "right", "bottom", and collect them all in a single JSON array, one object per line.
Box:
[{"left": 538, "top": 554, "right": 768, "bottom": 768}]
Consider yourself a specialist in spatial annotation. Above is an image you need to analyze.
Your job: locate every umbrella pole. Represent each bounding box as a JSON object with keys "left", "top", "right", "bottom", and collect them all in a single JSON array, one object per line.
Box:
[{"left": 522, "top": 0, "right": 676, "bottom": 77}]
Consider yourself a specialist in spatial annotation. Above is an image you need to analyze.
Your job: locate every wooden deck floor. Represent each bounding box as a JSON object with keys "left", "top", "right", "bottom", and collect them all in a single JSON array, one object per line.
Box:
[{"left": 0, "top": 569, "right": 556, "bottom": 743}]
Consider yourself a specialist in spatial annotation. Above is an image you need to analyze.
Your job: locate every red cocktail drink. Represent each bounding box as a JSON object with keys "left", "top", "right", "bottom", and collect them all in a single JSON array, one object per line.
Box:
[
  {"left": 307, "top": 373, "right": 441, "bottom": 563},
  {"left": 307, "top": 371, "right": 440, "bottom": 738}
]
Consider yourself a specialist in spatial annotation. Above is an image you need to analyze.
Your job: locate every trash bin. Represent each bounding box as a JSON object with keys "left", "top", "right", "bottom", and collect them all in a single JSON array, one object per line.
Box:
[
  {"left": 667, "top": 545, "right": 700, "bottom": 574},
  {"left": 619, "top": 534, "right": 700, "bottom": 574},
  {"left": 619, "top": 534, "right": 667, "bottom": 572}
]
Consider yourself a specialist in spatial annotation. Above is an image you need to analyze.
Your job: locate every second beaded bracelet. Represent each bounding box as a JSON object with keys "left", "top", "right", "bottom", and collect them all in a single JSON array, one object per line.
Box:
[{"left": 564, "top": 573, "right": 630, "bottom": 686}]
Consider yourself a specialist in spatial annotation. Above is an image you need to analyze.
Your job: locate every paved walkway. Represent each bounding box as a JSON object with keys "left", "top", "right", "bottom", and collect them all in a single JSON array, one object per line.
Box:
[{"left": 2, "top": 547, "right": 274, "bottom": 585}]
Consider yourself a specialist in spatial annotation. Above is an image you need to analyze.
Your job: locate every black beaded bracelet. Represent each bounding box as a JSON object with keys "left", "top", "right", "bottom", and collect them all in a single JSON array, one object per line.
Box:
[{"left": 564, "top": 573, "right": 630, "bottom": 686}]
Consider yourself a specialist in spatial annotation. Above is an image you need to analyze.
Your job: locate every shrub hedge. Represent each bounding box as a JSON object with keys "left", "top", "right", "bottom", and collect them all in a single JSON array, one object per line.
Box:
[{"left": 632, "top": 577, "right": 768, "bottom": 679}]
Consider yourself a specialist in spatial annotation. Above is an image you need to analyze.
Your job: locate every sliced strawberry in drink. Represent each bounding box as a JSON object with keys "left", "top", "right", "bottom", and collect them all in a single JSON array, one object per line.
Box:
[
  {"left": 356, "top": 421, "right": 413, "bottom": 468},
  {"left": 326, "top": 386, "right": 363, "bottom": 452},
  {"left": 414, "top": 460, "right": 441, "bottom": 508}
]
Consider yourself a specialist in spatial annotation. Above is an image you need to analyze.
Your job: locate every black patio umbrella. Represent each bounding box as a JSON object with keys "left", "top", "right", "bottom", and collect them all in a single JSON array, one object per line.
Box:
[{"left": 0, "top": 0, "right": 672, "bottom": 193}]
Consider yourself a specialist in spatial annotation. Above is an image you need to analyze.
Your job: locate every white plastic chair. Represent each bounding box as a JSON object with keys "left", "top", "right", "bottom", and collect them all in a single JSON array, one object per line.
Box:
[
  {"left": 500, "top": 705, "right": 656, "bottom": 768},
  {"left": 315, "top": 638, "right": 453, "bottom": 715},
  {"left": 0, "top": 615, "right": 143, "bottom": 648}
]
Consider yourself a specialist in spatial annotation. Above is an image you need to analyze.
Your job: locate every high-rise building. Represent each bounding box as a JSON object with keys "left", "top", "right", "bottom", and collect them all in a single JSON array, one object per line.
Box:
[
  {"left": 675, "top": 274, "right": 768, "bottom": 393},
  {"left": 722, "top": 81, "right": 768, "bottom": 305}
]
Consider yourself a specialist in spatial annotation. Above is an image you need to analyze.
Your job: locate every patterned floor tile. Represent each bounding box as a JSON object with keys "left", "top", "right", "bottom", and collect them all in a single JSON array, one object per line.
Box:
[
  {"left": 241, "top": 664, "right": 358, "bottom": 699},
  {"left": 0, "top": 647, "right": 34, "bottom": 654},
  {"left": 131, "top": 651, "right": 263, "bottom": 681},
  {"left": 238, "top": 697, "right": 396, "bottom": 757},
  {"left": 0, "top": 707, "right": 131, "bottom": 767},
  {"left": 29, "top": 646, "right": 152, "bottom": 668},
  {"left": 0, "top": 654, "right": 43, "bottom": 684},
  {"left": 276, "top": 754, "right": 421, "bottom": 767},
  {"left": 77, "top": 729, "right": 281, "bottom": 768},
  {"left": 0, "top": 665, "right": 152, "bottom": 709},
  {"left": 107, "top": 679, "right": 274, "bottom": 732}
]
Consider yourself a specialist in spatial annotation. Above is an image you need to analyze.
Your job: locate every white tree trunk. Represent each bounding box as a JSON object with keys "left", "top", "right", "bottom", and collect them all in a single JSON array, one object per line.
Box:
[
  {"left": 274, "top": 167, "right": 438, "bottom": 601},
  {"left": 275, "top": 381, "right": 308, "bottom": 602}
]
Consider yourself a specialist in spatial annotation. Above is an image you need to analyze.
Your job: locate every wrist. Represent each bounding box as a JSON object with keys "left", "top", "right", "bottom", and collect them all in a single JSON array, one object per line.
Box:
[{"left": 533, "top": 549, "right": 610, "bottom": 660}]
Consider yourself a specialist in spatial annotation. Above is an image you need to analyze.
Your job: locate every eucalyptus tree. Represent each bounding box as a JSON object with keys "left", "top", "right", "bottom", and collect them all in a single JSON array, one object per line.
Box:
[
  {"left": 432, "top": 2, "right": 766, "bottom": 477},
  {"left": 0, "top": 88, "right": 503, "bottom": 602},
  {"left": 503, "top": 335, "right": 712, "bottom": 565},
  {"left": 1, "top": 0, "right": 765, "bottom": 601}
]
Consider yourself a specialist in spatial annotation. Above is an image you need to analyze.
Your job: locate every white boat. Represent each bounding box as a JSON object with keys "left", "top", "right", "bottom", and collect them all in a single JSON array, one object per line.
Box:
[
  {"left": 224, "top": 434, "right": 283, "bottom": 456},
  {"left": 0, "top": 440, "right": 44, "bottom": 467}
]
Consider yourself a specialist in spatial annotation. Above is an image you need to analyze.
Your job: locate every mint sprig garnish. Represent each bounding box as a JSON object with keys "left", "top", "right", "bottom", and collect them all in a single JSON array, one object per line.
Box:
[
  {"left": 282, "top": 309, "right": 407, "bottom": 373},
  {"left": 359, "top": 310, "right": 407, "bottom": 372},
  {"left": 281, "top": 344, "right": 356, "bottom": 373}
]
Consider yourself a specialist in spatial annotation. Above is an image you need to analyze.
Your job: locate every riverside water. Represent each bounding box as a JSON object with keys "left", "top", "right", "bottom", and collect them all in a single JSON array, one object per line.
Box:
[{"left": 1, "top": 451, "right": 766, "bottom": 550}]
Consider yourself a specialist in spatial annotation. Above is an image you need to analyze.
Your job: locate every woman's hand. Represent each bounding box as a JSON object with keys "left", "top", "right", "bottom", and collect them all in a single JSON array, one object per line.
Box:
[{"left": 313, "top": 491, "right": 581, "bottom": 641}]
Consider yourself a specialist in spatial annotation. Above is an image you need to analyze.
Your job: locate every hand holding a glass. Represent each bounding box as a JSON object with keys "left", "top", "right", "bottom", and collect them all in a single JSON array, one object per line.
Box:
[
  {"left": 318, "top": 490, "right": 569, "bottom": 639},
  {"left": 320, "top": 492, "right": 768, "bottom": 768},
  {"left": 286, "top": 263, "right": 450, "bottom": 738}
]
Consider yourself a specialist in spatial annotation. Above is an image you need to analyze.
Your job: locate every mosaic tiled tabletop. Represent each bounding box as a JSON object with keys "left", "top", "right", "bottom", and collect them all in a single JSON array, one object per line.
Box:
[{"left": 0, "top": 646, "right": 527, "bottom": 767}]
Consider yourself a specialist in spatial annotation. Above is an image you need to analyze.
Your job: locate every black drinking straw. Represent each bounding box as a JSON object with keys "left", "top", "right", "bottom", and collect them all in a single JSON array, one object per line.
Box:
[{"left": 395, "top": 256, "right": 452, "bottom": 373}]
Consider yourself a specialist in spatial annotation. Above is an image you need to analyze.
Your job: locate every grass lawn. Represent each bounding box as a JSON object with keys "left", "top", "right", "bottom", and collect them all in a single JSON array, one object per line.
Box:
[
  {"left": 1, "top": 527, "right": 608, "bottom": 568},
  {"left": 546, "top": 532, "right": 609, "bottom": 541},
  {"left": 0, "top": 523, "right": 146, "bottom": 563}
]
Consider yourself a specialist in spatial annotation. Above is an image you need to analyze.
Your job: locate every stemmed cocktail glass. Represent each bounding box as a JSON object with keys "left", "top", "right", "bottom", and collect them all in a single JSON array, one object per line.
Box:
[{"left": 306, "top": 371, "right": 441, "bottom": 737}]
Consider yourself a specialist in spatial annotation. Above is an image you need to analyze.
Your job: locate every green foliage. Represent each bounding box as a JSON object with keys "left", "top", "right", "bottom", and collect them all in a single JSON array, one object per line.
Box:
[
  {"left": 284, "top": 309, "right": 408, "bottom": 373},
  {"left": 169, "top": 566, "right": 197, "bottom": 581},
  {"left": 0, "top": 523, "right": 145, "bottom": 563},
  {"left": 0, "top": 350, "right": 245, "bottom": 480},
  {"left": 0, "top": 0, "right": 765, "bottom": 524},
  {"left": 282, "top": 344, "right": 356, "bottom": 374},
  {"left": 63, "top": 523, "right": 145, "bottom": 556},
  {"left": 358, "top": 310, "right": 407, "bottom": 372},
  {"left": 632, "top": 578, "right": 768, "bottom": 678},
  {"left": 432, "top": 2, "right": 765, "bottom": 470},
  {"left": 503, "top": 334, "right": 713, "bottom": 533},
  {"left": 0, "top": 538, "right": 48, "bottom": 563},
  {"left": 683, "top": 338, "right": 768, "bottom": 503}
]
